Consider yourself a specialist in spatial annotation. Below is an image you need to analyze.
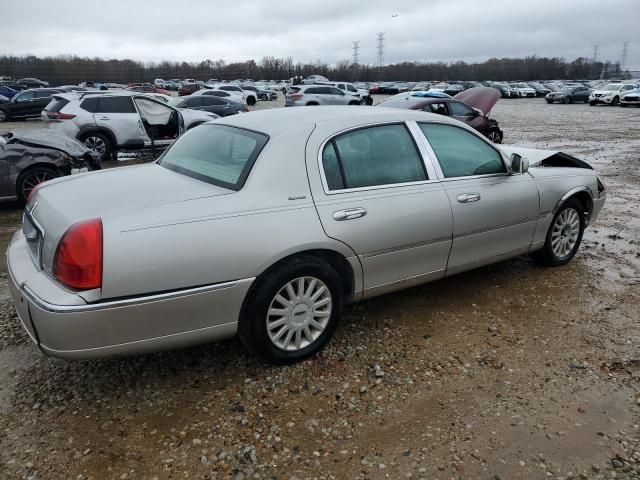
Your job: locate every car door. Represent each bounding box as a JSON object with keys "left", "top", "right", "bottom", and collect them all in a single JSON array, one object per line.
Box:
[
  {"left": 325, "top": 87, "right": 347, "bottom": 105},
  {"left": 417, "top": 122, "right": 540, "bottom": 274},
  {"left": 447, "top": 101, "right": 485, "bottom": 132},
  {"left": 200, "top": 96, "right": 228, "bottom": 115},
  {"left": 9, "top": 90, "right": 35, "bottom": 117},
  {"left": 94, "top": 96, "right": 145, "bottom": 148},
  {"left": 306, "top": 121, "right": 452, "bottom": 298}
]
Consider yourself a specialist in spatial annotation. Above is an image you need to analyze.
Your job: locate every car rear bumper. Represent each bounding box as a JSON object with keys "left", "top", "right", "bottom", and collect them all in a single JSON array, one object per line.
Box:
[{"left": 7, "top": 230, "right": 253, "bottom": 360}]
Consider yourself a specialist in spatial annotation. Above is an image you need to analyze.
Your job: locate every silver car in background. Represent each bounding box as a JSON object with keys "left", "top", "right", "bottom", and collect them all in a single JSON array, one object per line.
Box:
[
  {"left": 285, "top": 85, "right": 363, "bottom": 107},
  {"left": 8, "top": 107, "right": 605, "bottom": 363}
]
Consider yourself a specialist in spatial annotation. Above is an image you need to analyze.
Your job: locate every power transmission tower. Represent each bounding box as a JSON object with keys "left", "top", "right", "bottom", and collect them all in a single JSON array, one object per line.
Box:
[
  {"left": 352, "top": 41, "right": 360, "bottom": 66},
  {"left": 620, "top": 41, "right": 629, "bottom": 71},
  {"left": 592, "top": 45, "right": 599, "bottom": 63},
  {"left": 376, "top": 32, "right": 386, "bottom": 68}
]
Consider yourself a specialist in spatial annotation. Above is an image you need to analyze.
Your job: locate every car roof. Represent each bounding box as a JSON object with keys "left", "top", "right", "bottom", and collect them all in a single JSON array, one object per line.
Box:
[{"left": 215, "top": 106, "right": 459, "bottom": 137}]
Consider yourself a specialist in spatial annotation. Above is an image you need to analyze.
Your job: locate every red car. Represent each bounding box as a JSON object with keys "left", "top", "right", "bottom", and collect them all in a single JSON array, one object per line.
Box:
[
  {"left": 127, "top": 84, "right": 171, "bottom": 95},
  {"left": 178, "top": 83, "right": 204, "bottom": 96},
  {"left": 376, "top": 87, "right": 504, "bottom": 143}
]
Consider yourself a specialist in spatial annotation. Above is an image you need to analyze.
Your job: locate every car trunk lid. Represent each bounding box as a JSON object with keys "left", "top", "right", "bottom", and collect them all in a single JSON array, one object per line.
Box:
[{"left": 453, "top": 86, "right": 501, "bottom": 115}]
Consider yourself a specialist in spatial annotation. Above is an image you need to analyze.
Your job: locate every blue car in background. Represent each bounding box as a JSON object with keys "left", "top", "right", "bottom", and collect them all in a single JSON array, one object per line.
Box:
[{"left": 0, "top": 86, "right": 18, "bottom": 99}]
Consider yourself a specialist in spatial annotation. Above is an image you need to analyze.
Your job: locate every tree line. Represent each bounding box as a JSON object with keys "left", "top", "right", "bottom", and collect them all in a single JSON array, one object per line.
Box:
[{"left": 0, "top": 54, "right": 628, "bottom": 85}]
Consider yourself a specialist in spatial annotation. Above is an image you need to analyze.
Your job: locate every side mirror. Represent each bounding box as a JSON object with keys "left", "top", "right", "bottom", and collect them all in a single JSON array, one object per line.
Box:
[{"left": 510, "top": 153, "right": 529, "bottom": 174}]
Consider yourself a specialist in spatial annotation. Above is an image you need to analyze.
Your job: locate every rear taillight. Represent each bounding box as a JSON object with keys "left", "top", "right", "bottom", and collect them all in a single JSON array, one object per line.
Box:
[
  {"left": 242, "top": 105, "right": 249, "bottom": 112},
  {"left": 46, "top": 111, "right": 76, "bottom": 120},
  {"left": 53, "top": 219, "right": 103, "bottom": 290},
  {"left": 290, "top": 94, "right": 303, "bottom": 100}
]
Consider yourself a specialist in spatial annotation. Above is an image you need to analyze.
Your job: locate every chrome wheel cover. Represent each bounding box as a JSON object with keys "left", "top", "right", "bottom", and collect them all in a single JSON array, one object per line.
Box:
[
  {"left": 266, "top": 276, "right": 332, "bottom": 351},
  {"left": 21, "top": 171, "right": 54, "bottom": 199},
  {"left": 551, "top": 208, "right": 580, "bottom": 258},
  {"left": 84, "top": 136, "right": 107, "bottom": 157}
]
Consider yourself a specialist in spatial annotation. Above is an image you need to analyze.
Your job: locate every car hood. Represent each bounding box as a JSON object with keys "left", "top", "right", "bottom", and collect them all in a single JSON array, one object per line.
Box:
[
  {"left": 4, "top": 130, "right": 94, "bottom": 157},
  {"left": 453, "top": 87, "right": 501, "bottom": 115},
  {"left": 499, "top": 145, "right": 593, "bottom": 169},
  {"left": 591, "top": 89, "right": 617, "bottom": 95},
  {"left": 622, "top": 89, "right": 640, "bottom": 96}
]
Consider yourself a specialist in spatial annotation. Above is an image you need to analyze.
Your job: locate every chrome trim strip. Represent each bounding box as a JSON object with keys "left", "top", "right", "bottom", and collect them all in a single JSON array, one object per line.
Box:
[
  {"left": 453, "top": 216, "right": 538, "bottom": 239},
  {"left": 362, "top": 236, "right": 451, "bottom": 258},
  {"left": 22, "top": 279, "right": 250, "bottom": 314}
]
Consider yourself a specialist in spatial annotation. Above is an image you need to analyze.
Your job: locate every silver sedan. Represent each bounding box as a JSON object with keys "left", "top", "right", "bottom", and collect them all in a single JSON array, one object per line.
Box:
[{"left": 8, "top": 107, "right": 606, "bottom": 363}]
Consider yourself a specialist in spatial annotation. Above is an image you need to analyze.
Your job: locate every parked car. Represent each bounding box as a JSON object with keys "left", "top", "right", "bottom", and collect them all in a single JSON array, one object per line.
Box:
[
  {"left": 17, "top": 78, "right": 49, "bottom": 88},
  {"left": 528, "top": 82, "right": 551, "bottom": 96},
  {"left": 285, "top": 85, "right": 363, "bottom": 107},
  {"left": 210, "top": 85, "right": 258, "bottom": 106},
  {"left": 8, "top": 107, "right": 606, "bottom": 362},
  {"left": 0, "top": 88, "right": 66, "bottom": 122},
  {"left": 327, "top": 82, "right": 372, "bottom": 105},
  {"left": 178, "top": 83, "right": 204, "bottom": 96},
  {"left": 0, "top": 86, "right": 19, "bottom": 99},
  {"left": 376, "top": 87, "right": 504, "bottom": 143},
  {"left": 191, "top": 89, "right": 247, "bottom": 104},
  {"left": 0, "top": 94, "right": 9, "bottom": 103},
  {"left": 302, "top": 75, "right": 330, "bottom": 85},
  {"left": 545, "top": 86, "right": 592, "bottom": 104},
  {"left": 0, "top": 130, "right": 100, "bottom": 203},
  {"left": 589, "top": 83, "right": 638, "bottom": 106},
  {"left": 241, "top": 85, "right": 277, "bottom": 101},
  {"left": 510, "top": 83, "right": 537, "bottom": 97},
  {"left": 168, "top": 96, "right": 247, "bottom": 116},
  {"left": 153, "top": 79, "right": 166, "bottom": 88},
  {"left": 41, "top": 92, "right": 218, "bottom": 161},
  {"left": 128, "top": 84, "right": 171, "bottom": 95},
  {"left": 387, "top": 83, "right": 410, "bottom": 95},
  {"left": 0, "top": 80, "right": 24, "bottom": 92},
  {"left": 620, "top": 88, "right": 640, "bottom": 107}
]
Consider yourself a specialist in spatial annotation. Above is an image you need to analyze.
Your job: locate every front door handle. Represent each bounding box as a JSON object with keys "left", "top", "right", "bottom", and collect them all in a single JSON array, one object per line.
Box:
[
  {"left": 457, "top": 193, "right": 481, "bottom": 203},
  {"left": 332, "top": 207, "right": 367, "bottom": 221},
  {"left": 98, "top": 116, "right": 110, "bottom": 120}
]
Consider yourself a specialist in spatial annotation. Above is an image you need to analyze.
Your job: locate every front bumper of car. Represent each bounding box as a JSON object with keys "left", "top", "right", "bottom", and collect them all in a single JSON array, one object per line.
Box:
[
  {"left": 589, "top": 94, "right": 615, "bottom": 104},
  {"left": 7, "top": 229, "right": 254, "bottom": 360},
  {"left": 620, "top": 96, "right": 640, "bottom": 106}
]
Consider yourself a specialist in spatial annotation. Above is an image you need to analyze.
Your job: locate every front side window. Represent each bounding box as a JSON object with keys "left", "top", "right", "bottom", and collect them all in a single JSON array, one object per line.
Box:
[
  {"left": 419, "top": 123, "right": 505, "bottom": 178},
  {"left": 347, "top": 85, "right": 357, "bottom": 92},
  {"left": 427, "top": 102, "right": 449, "bottom": 116},
  {"left": 322, "top": 124, "right": 426, "bottom": 190},
  {"left": 14, "top": 91, "right": 33, "bottom": 102},
  {"left": 159, "top": 125, "right": 268, "bottom": 190}
]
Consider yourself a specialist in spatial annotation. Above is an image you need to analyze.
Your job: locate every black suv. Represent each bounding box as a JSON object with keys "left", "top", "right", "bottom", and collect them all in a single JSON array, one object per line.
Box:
[{"left": 0, "top": 88, "right": 65, "bottom": 122}]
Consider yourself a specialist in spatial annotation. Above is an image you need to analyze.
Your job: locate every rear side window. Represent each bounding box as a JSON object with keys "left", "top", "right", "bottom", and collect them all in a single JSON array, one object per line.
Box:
[
  {"left": 205, "top": 90, "right": 228, "bottom": 97},
  {"left": 448, "top": 101, "right": 474, "bottom": 117},
  {"left": 182, "top": 97, "right": 202, "bottom": 107},
  {"left": 419, "top": 123, "right": 505, "bottom": 178},
  {"left": 97, "top": 97, "right": 136, "bottom": 113},
  {"left": 322, "top": 124, "right": 427, "bottom": 190},
  {"left": 159, "top": 125, "right": 268, "bottom": 190},
  {"left": 80, "top": 97, "right": 99, "bottom": 113},
  {"left": 202, "top": 97, "right": 225, "bottom": 106},
  {"left": 305, "top": 87, "right": 320, "bottom": 94},
  {"left": 288, "top": 87, "right": 301, "bottom": 94},
  {"left": 46, "top": 97, "right": 69, "bottom": 112}
]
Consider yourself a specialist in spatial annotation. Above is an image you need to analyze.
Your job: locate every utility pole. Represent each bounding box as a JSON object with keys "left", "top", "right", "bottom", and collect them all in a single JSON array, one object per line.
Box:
[
  {"left": 592, "top": 45, "right": 599, "bottom": 63},
  {"left": 376, "top": 32, "right": 386, "bottom": 68},
  {"left": 352, "top": 41, "right": 360, "bottom": 66}
]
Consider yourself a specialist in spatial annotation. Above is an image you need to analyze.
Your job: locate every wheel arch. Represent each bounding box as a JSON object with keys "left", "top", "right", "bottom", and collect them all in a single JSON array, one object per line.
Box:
[
  {"left": 77, "top": 126, "right": 117, "bottom": 148},
  {"left": 554, "top": 187, "right": 594, "bottom": 224}
]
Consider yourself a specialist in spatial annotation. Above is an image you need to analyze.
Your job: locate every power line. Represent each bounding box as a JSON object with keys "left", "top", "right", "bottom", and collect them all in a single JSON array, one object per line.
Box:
[
  {"left": 352, "top": 41, "right": 360, "bottom": 66},
  {"left": 620, "top": 41, "right": 629, "bottom": 70},
  {"left": 376, "top": 32, "right": 385, "bottom": 68}
]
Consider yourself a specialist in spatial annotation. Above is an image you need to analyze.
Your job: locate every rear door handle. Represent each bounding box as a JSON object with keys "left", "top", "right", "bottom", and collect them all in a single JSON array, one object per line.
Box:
[
  {"left": 98, "top": 116, "right": 110, "bottom": 120},
  {"left": 457, "top": 193, "right": 481, "bottom": 203},
  {"left": 333, "top": 207, "right": 367, "bottom": 221}
]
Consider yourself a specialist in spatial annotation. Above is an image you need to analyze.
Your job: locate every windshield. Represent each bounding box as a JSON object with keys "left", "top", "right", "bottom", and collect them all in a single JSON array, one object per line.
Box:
[{"left": 159, "top": 125, "right": 268, "bottom": 190}]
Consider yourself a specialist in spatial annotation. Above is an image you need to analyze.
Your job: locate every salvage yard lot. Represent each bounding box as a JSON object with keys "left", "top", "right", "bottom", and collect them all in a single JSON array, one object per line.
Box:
[{"left": 1, "top": 97, "right": 639, "bottom": 479}]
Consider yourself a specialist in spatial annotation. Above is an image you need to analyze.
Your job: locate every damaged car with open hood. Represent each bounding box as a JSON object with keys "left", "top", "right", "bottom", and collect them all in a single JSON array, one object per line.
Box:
[
  {"left": 376, "top": 86, "right": 504, "bottom": 143},
  {"left": 0, "top": 130, "right": 100, "bottom": 204},
  {"left": 6, "top": 107, "right": 605, "bottom": 363}
]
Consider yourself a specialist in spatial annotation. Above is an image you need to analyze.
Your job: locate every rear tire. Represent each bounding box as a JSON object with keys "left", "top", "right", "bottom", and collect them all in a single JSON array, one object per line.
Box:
[
  {"left": 531, "top": 199, "right": 585, "bottom": 267},
  {"left": 306, "top": 102, "right": 319, "bottom": 106},
  {"left": 16, "top": 166, "right": 59, "bottom": 205},
  {"left": 546, "top": 99, "right": 553, "bottom": 104},
  {"left": 238, "top": 255, "right": 343, "bottom": 364},
  {"left": 589, "top": 100, "right": 597, "bottom": 106},
  {"left": 348, "top": 100, "right": 360, "bottom": 106},
  {"left": 80, "top": 132, "right": 113, "bottom": 162}
]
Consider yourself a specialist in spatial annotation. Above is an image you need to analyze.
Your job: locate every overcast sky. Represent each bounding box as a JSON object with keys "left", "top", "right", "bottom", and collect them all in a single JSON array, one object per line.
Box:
[{"left": 4, "top": 0, "right": 639, "bottom": 70}]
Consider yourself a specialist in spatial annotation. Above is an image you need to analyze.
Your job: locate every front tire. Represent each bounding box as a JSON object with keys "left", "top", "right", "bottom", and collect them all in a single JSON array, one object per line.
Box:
[
  {"left": 612, "top": 96, "right": 620, "bottom": 106},
  {"left": 589, "top": 100, "right": 597, "bottom": 106},
  {"left": 563, "top": 96, "right": 571, "bottom": 104},
  {"left": 0, "top": 109, "right": 8, "bottom": 122},
  {"left": 238, "top": 255, "right": 343, "bottom": 364},
  {"left": 16, "top": 166, "right": 59, "bottom": 204},
  {"left": 531, "top": 199, "right": 585, "bottom": 267},
  {"left": 247, "top": 96, "right": 256, "bottom": 106},
  {"left": 488, "top": 129, "right": 503, "bottom": 144}
]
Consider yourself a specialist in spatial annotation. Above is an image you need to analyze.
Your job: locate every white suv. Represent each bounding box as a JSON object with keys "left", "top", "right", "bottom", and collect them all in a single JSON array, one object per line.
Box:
[
  {"left": 42, "top": 91, "right": 217, "bottom": 160},
  {"left": 589, "top": 83, "right": 638, "bottom": 106},
  {"left": 327, "top": 82, "right": 372, "bottom": 105}
]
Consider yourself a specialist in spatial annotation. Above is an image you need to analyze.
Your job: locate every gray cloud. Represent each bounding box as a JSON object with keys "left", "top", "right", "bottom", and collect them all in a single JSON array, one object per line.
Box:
[{"left": 4, "top": 0, "right": 639, "bottom": 69}]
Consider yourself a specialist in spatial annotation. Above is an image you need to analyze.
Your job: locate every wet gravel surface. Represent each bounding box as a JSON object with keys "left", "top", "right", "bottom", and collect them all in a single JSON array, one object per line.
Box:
[{"left": 0, "top": 98, "right": 639, "bottom": 479}]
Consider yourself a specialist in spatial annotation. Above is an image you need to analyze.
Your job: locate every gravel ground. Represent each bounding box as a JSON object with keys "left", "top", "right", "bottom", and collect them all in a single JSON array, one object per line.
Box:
[{"left": 0, "top": 97, "right": 639, "bottom": 480}]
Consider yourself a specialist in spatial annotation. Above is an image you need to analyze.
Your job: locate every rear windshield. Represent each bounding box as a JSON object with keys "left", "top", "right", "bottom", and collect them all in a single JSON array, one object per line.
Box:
[
  {"left": 287, "top": 87, "right": 301, "bottom": 94},
  {"left": 46, "top": 97, "right": 69, "bottom": 112},
  {"left": 376, "top": 96, "right": 425, "bottom": 109},
  {"left": 159, "top": 125, "right": 268, "bottom": 190}
]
